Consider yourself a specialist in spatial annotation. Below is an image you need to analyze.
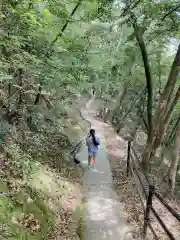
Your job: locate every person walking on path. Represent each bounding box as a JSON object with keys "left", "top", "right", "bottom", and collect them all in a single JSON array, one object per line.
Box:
[
  {"left": 86, "top": 129, "right": 100, "bottom": 171},
  {"left": 92, "top": 87, "right": 95, "bottom": 96}
]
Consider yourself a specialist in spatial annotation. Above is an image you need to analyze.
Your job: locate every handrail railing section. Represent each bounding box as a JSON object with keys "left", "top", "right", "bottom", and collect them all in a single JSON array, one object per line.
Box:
[{"left": 126, "top": 140, "right": 180, "bottom": 240}]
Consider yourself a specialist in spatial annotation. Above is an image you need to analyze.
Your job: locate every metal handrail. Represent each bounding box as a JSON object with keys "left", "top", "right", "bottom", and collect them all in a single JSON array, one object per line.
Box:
[
  {"left": 154, "top": 191, "right": 180, "bottom": 222},
  {"left": 126, "top": 140, "right": 180, "bottom": 239}
]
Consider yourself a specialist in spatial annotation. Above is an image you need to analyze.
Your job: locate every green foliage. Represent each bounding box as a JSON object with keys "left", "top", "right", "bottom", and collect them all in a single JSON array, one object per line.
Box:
[{"left": 1, "top": 0, "right": 180, "bottom": 237}]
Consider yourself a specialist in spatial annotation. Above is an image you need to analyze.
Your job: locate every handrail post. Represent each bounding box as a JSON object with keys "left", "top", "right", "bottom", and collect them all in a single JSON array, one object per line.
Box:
[
  {"left": 143, "top": 185, "right": 155, "bottom": 238},
  {"left": 127, "top": 140, "right": 131, "bottom": 176}
]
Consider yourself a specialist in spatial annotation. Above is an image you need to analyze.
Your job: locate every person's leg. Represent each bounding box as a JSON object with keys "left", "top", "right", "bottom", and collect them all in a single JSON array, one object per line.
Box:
[
  {"left": 88, "top": 155, "right": 92, "bottom": 167},
  {"left": 92, "top": 153, "right": 97, "bottom": 169}
]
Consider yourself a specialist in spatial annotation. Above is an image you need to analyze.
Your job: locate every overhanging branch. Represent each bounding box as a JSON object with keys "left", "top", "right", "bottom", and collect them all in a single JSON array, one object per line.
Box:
[
  {"left": 161, "top": 4, "right": 180, "bottom": 20},
  {"left": 51, "top": 0, "right": 83, "bottom": 45}
]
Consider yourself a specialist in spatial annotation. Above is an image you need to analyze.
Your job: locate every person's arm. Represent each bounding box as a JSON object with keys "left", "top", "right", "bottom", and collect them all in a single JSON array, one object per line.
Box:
[{"left": 86, "top": 136, "right": 89, "bottom": 146}]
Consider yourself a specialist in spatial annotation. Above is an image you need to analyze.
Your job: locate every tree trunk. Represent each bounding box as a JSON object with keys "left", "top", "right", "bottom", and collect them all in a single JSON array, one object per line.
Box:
[
  {"left": 153, "top": 44, "right": 180, "bottom": 130},
  {"left": 166, "top": 115, "right": 180, "bottom": 147},
  {"left": 133, "top": 22, "right": 153, "bottom": 138},
  {"left": 104, "top": 109, "right": 110, "bottom": 122},
  {"left": 164, "top": 86, "right": 180, "bottom": 123},
  {"left": 141, "top": 44, "right": 180, "bottom": 170},
  {"left": 167, "top": 127, "right": 180, "bottom": 192},
  {"left": 149, "top": 74, "right": 180, "bottom": 161},
  {"left": 18, "top": 68, "right": 23, "bottom": 104},
  {"left": 7, "top": 67, "right": 13, "bottom": 97},
  {"left": 34, "top": 86, "right": 42, "bottom": 105},
  {"left": 133, "top": 92, "right": 147, "bottom": 137},
  {"left": 42, "top": 94, "right": 54, "bottom": 109},
  {"left": 152, "top": 87, "right": 180, "bottom": 151},
  {"left": 111, "top": 85, "right": 128, "bottom": 122},
  {"left": 116, "top": 94, "right": 139, "bottom": 133}
]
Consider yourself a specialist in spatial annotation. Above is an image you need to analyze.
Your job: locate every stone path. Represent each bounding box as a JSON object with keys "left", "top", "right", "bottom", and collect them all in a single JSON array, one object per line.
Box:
[{"left": 78, "top": 109, "right": 133, "bottom": 240}]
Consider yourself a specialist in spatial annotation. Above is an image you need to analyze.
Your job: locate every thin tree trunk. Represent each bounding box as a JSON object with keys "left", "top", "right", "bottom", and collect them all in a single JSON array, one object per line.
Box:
[
  {"left": 167, "top": 126, "right": 180, "bottom": 192},
  {"left": 104, "top": 109, "right": 110, "bottom": 122},
  {"left": 116, "top": 94, "right": 139, "bottom": 133},
  {"left": 152, "top": 86, "right": 180, "bottom": 151},
  {"left": 133, "top": 23, "right": 153, "bottom": 139},
  {"left": 8, "top": 83, "right": 11, "bottom": 97},
  {"left": 164, "top": 86, "right": 180, "bottom": 123},
  {"left": 150, "top": 67, "right": 180, "bottom": 157},
  {"left": 34, "top": 86, "right": 42, "bottom": 105},
  {"left": 166, "top": 115, "right": 180, "bottom": 147},
  {"left": 157, "top": 53, "right": 162, "bottom": 96},
  {"left": 18, "top": 68, "right": 23, "bottom": 104},
  {"left": 111, "top": 85, "right": 128, "bottom": 122},
  {"left": 42, "top": 94, "right": 54, "bottom": 109},
  {"left": 153, "top": 44, "right": 180, "bottom": 127},
  {"left": 131, "top": 101, "right": 143, "bottom": 139},
  {"left": 137, "top": 90, "right": 148, "bottom": 133},
  {"left": 7, "top": 67, "right": 13, "bottom": 97}
]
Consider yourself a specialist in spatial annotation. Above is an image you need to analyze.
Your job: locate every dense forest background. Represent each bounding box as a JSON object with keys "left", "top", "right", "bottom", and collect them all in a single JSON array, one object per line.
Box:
[{"left": 1, "top": 0, "right": 180, "bottom": 239}]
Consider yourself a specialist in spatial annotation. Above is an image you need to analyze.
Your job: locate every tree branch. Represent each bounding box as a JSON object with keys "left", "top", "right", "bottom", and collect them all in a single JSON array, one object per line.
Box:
[
  {"left": 162, "top": 44, "right": 180, "bottom": 110},
  {"left": 121, "top": 0, "right": 141, "bottom": 18},
  {"left": 51, "top": 0, "right": 83, "bottom": 45},
  {"left": 161, "top": 4, "right": 180, "bottom": 20}
]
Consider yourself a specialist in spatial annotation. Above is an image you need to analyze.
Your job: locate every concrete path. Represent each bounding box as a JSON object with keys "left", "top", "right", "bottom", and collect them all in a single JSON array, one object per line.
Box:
[{"left": 79, "top": 109, "right": 133, "bottom": 240}]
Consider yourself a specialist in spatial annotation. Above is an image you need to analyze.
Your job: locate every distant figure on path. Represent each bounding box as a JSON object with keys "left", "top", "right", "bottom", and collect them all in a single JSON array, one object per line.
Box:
[
  {"left": 92, "top": 88, "right": 95, "bottom": 95},
  {"left": 86, "top": 129, "right": 100, "bottom": 171}
]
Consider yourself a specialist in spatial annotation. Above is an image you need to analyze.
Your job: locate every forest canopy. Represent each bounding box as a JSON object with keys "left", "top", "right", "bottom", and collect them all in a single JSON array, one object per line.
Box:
[{"left": 0, "top": 0, "right": 180, "bottom": 238}]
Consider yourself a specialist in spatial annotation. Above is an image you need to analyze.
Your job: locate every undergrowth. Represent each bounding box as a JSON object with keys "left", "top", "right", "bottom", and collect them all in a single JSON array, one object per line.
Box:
[{"left": 0, "top": 99, "right": 88, "bottom": 240}]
